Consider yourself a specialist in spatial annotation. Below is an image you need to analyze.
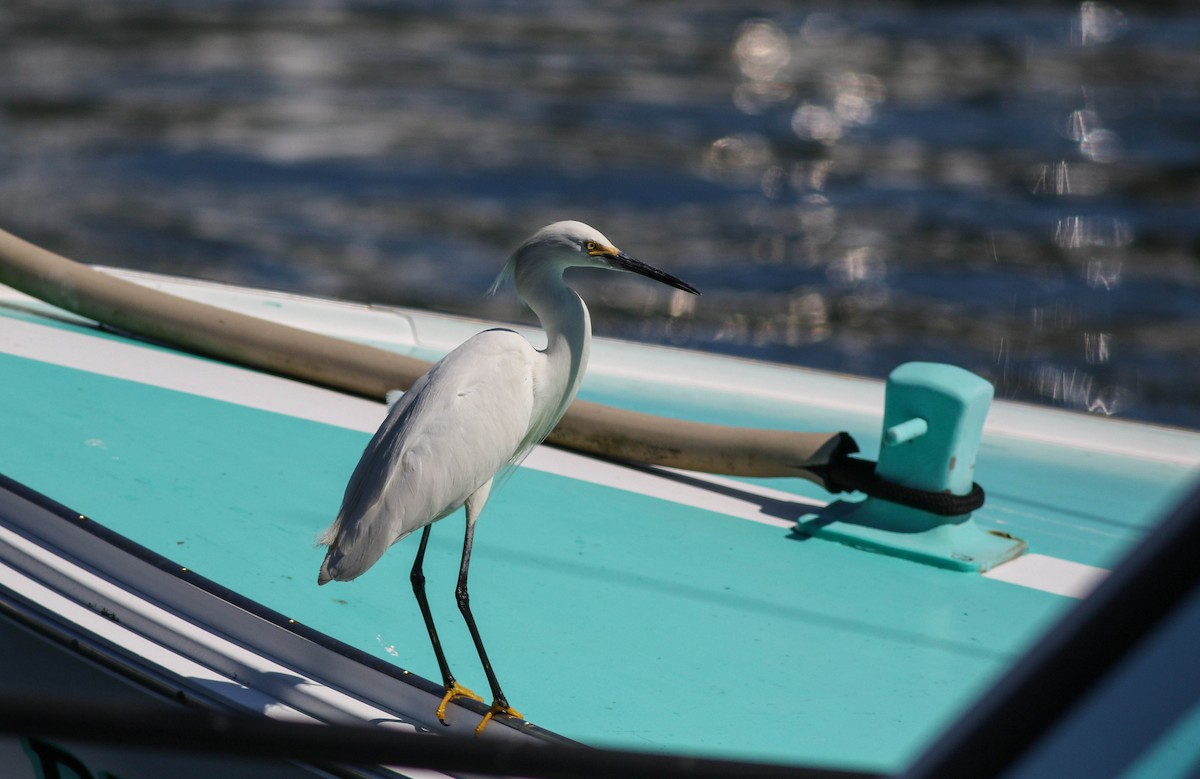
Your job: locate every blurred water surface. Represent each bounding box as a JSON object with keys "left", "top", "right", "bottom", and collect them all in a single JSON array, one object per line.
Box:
[{"left": 1, "top": 1, "right": 1198, "bottom": 427}]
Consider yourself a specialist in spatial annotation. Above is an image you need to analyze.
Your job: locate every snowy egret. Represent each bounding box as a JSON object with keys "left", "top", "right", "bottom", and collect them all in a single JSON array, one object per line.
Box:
[{"left": 317, "top": 221, "right": 698, "bottom": 733}]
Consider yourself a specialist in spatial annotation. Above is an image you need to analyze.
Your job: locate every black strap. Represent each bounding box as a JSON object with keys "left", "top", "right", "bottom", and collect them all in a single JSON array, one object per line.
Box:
[{"left": 816, "top": 456, "right": 985, "bottom": 516}]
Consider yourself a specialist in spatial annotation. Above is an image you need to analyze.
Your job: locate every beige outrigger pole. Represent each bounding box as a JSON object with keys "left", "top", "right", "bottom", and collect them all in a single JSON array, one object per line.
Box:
[{"left": 0, "top": 227, "right": 853, "bottom": 484}]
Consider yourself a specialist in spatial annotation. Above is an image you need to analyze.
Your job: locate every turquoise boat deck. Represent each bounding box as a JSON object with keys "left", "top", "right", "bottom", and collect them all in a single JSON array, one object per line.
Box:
[{"left": 2, "top": 273, "right": 1198, "bottom": 773}]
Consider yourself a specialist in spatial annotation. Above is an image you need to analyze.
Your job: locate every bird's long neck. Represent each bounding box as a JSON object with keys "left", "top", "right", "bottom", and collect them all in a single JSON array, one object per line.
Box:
[{"left": 515, "top": 263, "right": 591, "bottom": 418}]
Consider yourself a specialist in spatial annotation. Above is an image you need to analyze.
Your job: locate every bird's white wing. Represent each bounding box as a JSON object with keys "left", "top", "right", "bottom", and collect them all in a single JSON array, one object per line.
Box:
[{"left": 319, "top": 329, "right": 538, "bottom": 582}]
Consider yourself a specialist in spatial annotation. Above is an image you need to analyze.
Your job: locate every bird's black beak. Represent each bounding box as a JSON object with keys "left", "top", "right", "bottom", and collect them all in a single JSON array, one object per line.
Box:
[{"left": 609, "top": 251, "right": 700, "bottom": 295}]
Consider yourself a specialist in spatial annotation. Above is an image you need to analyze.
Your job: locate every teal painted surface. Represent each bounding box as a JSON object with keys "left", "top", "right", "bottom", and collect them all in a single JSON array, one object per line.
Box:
[
  {"left": 1, "top": 319, "right": 1196, "bottom": 770},
  {"left": 0, "top": 352, "right": 1039, "bottom": 769}
]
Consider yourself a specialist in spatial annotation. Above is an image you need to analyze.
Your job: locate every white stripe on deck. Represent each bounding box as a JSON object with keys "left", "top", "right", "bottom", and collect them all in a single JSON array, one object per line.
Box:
[
  {"left": 2, "top": 316, "right": 1107, "bottom": 598},
  {"left": 982, "top": 553, "right": 1109, "bottom": 598},
  {"left": 0, "top": 316, "right": 384, "bottom": 432}
]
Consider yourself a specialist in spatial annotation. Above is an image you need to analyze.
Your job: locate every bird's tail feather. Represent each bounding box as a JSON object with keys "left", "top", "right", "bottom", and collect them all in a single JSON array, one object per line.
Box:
[
  {"left": 315, "top": 517, "right": 341, "bottom": 548},
  {"left": 315, "top": 517, "right": 342, "bottom": 585}
]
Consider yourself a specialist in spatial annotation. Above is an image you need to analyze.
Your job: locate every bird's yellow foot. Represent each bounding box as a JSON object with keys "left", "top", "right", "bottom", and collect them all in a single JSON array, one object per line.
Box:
[
  {"left": 473, "top": 701, "right": 524, "bottom": 736},
  {"left": 435, "top": 681, "right": 484, "bottom": 725}
]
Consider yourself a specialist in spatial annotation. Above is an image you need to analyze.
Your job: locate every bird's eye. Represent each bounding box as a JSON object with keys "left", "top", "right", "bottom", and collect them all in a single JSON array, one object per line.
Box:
[{"left": 583, "top": 240, "right": 599, "bottom": 253}]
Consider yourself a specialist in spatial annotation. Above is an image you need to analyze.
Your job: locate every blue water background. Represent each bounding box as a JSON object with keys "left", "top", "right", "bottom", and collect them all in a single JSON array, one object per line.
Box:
[{"left": 1, "top": 1, "right": 1198, "bottom": 427}]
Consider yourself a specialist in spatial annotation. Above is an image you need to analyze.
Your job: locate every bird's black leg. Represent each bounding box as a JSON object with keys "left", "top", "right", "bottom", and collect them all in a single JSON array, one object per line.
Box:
[
  {"left": 411, "top": 524, "right": 481, "bottom": 725},
  {"left": 456, "top": 510, "right": 523, "bottom": 734},
  {"left": 411, "top": 525, "right": 452, "bottom": 686}
]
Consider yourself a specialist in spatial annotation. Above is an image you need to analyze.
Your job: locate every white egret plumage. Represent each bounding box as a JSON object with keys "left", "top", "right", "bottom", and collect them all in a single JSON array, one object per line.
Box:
[{"left": 317, "top": 221, "right": 699, "bottom": 732}]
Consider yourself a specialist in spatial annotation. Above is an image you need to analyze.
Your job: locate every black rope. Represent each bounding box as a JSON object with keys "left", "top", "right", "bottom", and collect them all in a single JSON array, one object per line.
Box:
[{"left": 817, "top": 457, "right": 985, "bottom": 516}]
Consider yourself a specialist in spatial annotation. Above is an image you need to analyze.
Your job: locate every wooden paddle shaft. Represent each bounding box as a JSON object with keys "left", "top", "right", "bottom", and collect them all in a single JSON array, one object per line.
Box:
[{"left": 0, "top": 228, "right": 851, "bottom": 483}]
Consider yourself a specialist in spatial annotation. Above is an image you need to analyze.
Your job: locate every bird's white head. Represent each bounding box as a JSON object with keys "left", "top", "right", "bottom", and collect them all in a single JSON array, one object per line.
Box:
[{"left": 491, "top": 220, "right": 699, "bottom": 296}]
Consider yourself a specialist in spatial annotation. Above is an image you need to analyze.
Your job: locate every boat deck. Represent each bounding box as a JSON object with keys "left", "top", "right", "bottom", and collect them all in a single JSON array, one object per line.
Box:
[{"left": 2, "top": 272, "right": 1198, "bottom": 773}]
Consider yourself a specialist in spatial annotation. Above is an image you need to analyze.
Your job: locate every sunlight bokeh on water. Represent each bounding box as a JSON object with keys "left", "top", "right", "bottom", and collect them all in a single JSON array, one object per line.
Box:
[{"left": 1, "top": 1, "right": 1197, "bottom": 426}]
